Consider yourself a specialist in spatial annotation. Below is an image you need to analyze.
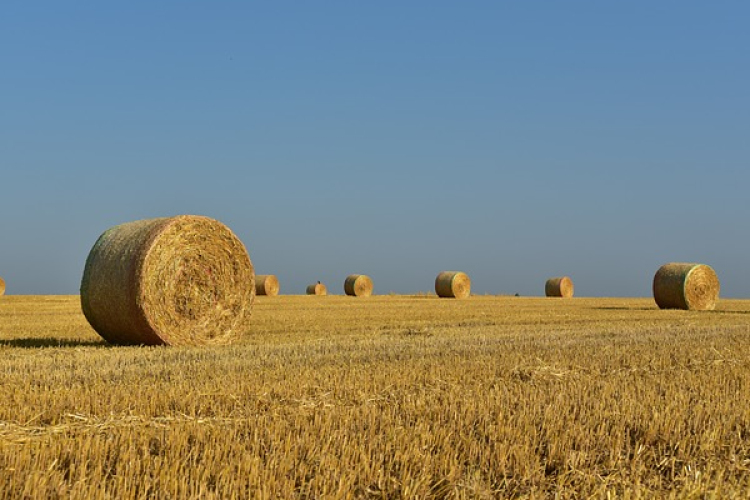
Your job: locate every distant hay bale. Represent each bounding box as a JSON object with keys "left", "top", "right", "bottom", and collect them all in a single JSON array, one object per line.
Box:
[
  {"left": 435, "top": 271, "right": 471, "bottom": 298},
  {"left": 306, "top": 282, "right": 327, "bottom": 296},
  {"left": 255, "top": 275, "right": 280, "bottom": 296},
  {"left": 0, "top": 277, "right": 5, "bottom": 296},
  {"left": 344, "top": 274, "right": 373, "bottom": 297},
  {"left": 653, "top": 262, "right": 720, "bottom": 311},
  {"left": 80, "top": 215, "right": 255, "bottom": 346},
  {"left": 545, "top": 276, "right": 574, "bottom": 298}
]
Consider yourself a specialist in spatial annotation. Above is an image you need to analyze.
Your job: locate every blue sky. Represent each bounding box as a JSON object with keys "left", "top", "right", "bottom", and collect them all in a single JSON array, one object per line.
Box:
[{"left": 1, "top": 1, "right": 748, "bottom": 297}]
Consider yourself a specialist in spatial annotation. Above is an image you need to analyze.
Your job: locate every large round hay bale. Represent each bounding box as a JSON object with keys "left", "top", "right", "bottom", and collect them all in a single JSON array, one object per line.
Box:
[
  {"left": 652, "top": 262, "right": 719, "bottom": 311},
  {"left": 545, "top": 276, "right": 574, "bottom": 298},
  {"left": 0, "top": 277, "right": 5, "bottom": 296},
  {"left": 344, "top": 274, "right": 373, "bottom": 297},
  {"left": 435, "top": 271, "right": 471, "bottom": 298},
  {"left": 80, "top": 215, "right": 255, "bottom": 346},
  {"left": 306, "top": 282, "right": 327, "bottom": 295},
  {"left": 255, "top": 274, "right": 280, "bottom": 296}
]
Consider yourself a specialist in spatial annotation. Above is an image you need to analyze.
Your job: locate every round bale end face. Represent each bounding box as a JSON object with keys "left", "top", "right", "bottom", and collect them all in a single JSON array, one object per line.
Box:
[
  {"left": 80, "top": 215, "right": 255, "bottom": 346},
  {"left": 653, "top": 262, "right": 719, "bottom": 311}
]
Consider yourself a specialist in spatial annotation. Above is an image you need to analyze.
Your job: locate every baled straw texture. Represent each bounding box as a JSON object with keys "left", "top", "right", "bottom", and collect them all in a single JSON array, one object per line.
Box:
[
  {"left": 0, "top": 277, "right": 5, "bottom": 296},
  {"left": 435, "top": 271, "right": 471, "bottom": 299},
  {"left": 545, "top": 276, "right": 574, "bottom": 298},
  {"left": 255, "top": 274, "right": 280, "bottom": 296},
  {"left": 80, "top": 215, "right": 255, "bottom": 346},
  {"left": 306, "top": 282, "right": 327, "bottom": 296},
  {"left": 653, "top": 262, "right": 720, "bottom": 311},
  {"left": 344, "top": 274, "right": 373, "bottom": 297}
]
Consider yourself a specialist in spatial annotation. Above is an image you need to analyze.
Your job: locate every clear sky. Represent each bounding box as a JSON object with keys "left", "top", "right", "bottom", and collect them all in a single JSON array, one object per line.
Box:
[{"left": 1, "top": 2, "right": 748, "bottom": 297}]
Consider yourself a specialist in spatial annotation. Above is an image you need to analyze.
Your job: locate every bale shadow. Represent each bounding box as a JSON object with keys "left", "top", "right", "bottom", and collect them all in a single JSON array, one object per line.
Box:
[
  {"left": 0, "top": 337, "right": 109, "bottom": 348},
  {"left": 590, "top": 306, "right": 657, "bottom": 311},
  {"left": 592, "top": 307, "right": 750, "bottom": 315},
  {"left": 707, "top": 310, "right": 750, "bottom": 315}
]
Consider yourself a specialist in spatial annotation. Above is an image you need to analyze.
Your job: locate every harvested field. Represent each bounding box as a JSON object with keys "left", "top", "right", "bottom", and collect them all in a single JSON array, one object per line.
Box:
[{"left": 1, "top": 294, "right": 750, "bottom": 498}]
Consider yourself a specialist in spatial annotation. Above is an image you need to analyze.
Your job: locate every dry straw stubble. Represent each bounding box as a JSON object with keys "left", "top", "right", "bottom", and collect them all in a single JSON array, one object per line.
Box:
[
  {"left": 545, "top": 276, "right": 574, "bottom": 298},
  {"left": 653, "top": 262, "right": 720, "bottom": 311},
  {"left": 306, "top": 282, "right": 327, "bottom": 296},
  {"left": 80, "top": 215, "right": 255, "bottom": 346},
  {"left": 344, "top": 274, "right": 373, "bottom": 297},
  {"left": 435, "top": 271, "right": 471, "bottom": 298},
  {"left": 255, "top": 274, "right": 280, "bottom": 296}
]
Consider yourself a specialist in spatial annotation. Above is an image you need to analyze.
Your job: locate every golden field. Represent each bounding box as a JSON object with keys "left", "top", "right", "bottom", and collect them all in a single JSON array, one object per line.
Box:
[{"left": 1, "top": 294, "right": 750, "bottom": 499}]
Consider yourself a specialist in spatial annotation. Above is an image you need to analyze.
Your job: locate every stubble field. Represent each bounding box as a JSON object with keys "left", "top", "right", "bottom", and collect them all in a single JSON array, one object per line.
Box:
[{"left": 1, "top": 294, "right": 749, "bottom": 499}]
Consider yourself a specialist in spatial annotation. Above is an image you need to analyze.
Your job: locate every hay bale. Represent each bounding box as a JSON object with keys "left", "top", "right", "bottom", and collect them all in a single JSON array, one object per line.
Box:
[
  {"left": 435, "top": 271, "right": 471, "bottom": 298},
  {"left": 0, "top": 277, "right": 5, "bottom": 296},
  {"left": 545, "top": 276, "right": 574, "bottom": 298},
  {"left": 653, "top": 262, "right": 720, "bottom": 311},
  {"left": 306, "top": 282, "right": 327, "bottom": 296},
  {"left": 80, "top": 215, "right": 255, "bottom": 346},
  {"left": 344, "top": 274, "right": 373, "bottom": 297},
  {"left": 255, "top": 274, "right": 280, "bottom": 296}
]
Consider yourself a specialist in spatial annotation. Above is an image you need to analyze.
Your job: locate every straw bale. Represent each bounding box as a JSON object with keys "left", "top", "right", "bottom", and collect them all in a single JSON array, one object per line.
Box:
[
  {"left": 435, "top": 271, "right": 471, "bottom": 298},
  {"left": 306, "top": 282, "right": 327, "bottom": 295},
  {"left": 255, "top": 275, "right": 280, "bottom": 296},
  {"left": 545, "top": 276, "right": 574, "bottom": 298},
  {"left": 80, "top": 215, "right": 255, "bottom": 345},
  {"left": 0, "top": 277, "right": 5, "bottom": 296},
  {"left": 344, "top": 274, "right": 373, "bottom": 297},
  {"left": 653, "top": 262, "right": 720, "bottom": 311}
]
